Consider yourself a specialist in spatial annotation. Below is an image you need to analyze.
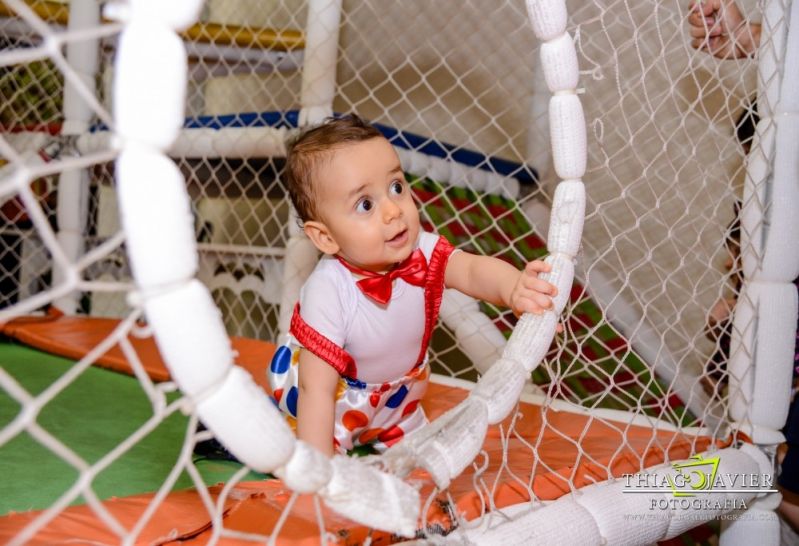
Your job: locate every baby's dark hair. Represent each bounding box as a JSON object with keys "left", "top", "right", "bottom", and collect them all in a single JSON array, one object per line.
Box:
[{"left": 285, "top": 114, "right": 383, "bottom": 222}]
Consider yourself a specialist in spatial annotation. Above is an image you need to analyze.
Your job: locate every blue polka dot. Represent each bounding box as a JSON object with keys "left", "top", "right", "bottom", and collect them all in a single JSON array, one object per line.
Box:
[
  {"left": 286, "top": 386, "right": 299, "bottom": 417},
  {"left": 270, "top": 346, "right": 291, "bottom": 374},
  {"left": 386, "top": 385, "right": 409, "bottom": 409},
  {"left": 344, "top": 376, "right": 367, "bottom": 390}
]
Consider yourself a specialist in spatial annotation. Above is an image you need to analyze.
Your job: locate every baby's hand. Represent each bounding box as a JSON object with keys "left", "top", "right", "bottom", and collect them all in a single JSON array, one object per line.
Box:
[{"left": 509, "top": 260, "right": 558, "bottom": 317}]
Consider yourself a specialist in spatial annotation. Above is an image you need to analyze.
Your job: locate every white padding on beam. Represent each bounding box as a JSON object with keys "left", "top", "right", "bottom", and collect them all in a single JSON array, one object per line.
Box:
[
  {"left": 299, "top": 105, "right": 333, "bottom": 127},
  {"left": 722, "top": 490, "right": 781, "bottom": 545},
  {"left": 729, "top": 281, "right": 797, "bottom": 428},
  {"left": 576, "top": 481, "right": 671, "bottom": 544},
  {"left": 756, "top": 0, "right": 789, "bottom": 121},
  {"left": 274, "top": 440, "right": 332, "bottom": 493},
  {"left": 547, "top": 180, "right": 585, "bottom": 256},
  {"left": 503, "top": 311, "right": 558, "bottom": 371},
  {"left": 578, "top": 447, "right": 765, "bottom": 543},
  {"left": 170, "top": 126, "right": 288, "bottom": 158},
  {"left": 55, "top": 169, "right": 88, "bottom": 233},
  {"left": 720, "top": 509, "right": 780, "bottom": 545},
  {"left": 549, "top": 95, "right": 587, "bottom": 180},
  {"left": 762, "top": 121, "right": 799, "bottom": 281},
  {"left": 740, "top": 120, "right": 774, "bottom": 279},
  {"left": 113, "top": 22, "right": 186, "bottom": 150},
  {"left": 542, "top": 253, "right": 574, "bottom": 314},
  {"left": 323, "top": 455, "right": 420, "bottom": 538},
  {"left": 395, "top": 147, "right": 520, "bottom": 200},
  {"left": 470, "top": 357, "right": 526, "bottom": 424},
  {"left": 525, "top": 0, "right": 568, "bottom": 41},
  {"left": 737, "top": 442, "right": 774, "bottom": 489},
  {"left": 719, "top": 497, "right": 781, "bottom": 546},
  {"left": 56, "top": 231, "right": 83, "bottom": 271},
  {"left": 663, "top": 448, "right": 762, "bottom": 539},
  {"left": 728, "top": 289, "right": 756, "bottom": 423},
  {"left": 540, "top": 32, "right": 579, "bottom": 93},
  {"left": 62, "top": 1, "right": 99, "bottom": 134},
  {"left": 749, "top": 280, "right": 797, "bottom": 430},
  {"left": 197, "top": 365, "right": 295, "bottom": 472},
  {"left": 460, "top": 447, "right": 767, "bottom": 545},
  {"left": 117, "top": 146, "right": 197, "bottom": 287},
  {"left": 383, "top": 397, "right": 490, "bottom": 489},
  {"left": 440, "top": 289, "right": 506, "bottom": 375},
  {"left": 299, "top": 0, "right": 342, "bottom": 125},
  {"left": 462, "top": 497, "right": 602, "bottom": 545},
  {"left": 78, "top": 126, "right": 290, "bottom": 159},
  {"left": 202, "top": 369, "right": 423, "bottom": 535},
  {"left": 414, "top": 399, "right": 489, "bottom": 489},
  {"left": 143, "top": 280, "right": 232, "bottom": 396},
  {"left": 278, "top": 227, "right": 318, "bottom": 337}
]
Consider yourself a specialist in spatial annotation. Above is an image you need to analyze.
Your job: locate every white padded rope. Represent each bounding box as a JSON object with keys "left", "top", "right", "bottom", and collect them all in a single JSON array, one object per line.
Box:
[
  {"left": 722, "top": 0, "right": 798, "bottom": 542},
  {"left": 446, "top": 445, "right": 771, "bottom": 546},
  {"left": 439, "top": 289, "right": 507, "bottom": 376},
  {"left": 379, "top": 0, "right": 585, "bottom": 495},
  {"left": 526, "top": 0, "right": 568, "bottom": 41},
  {"left": 729, "top": 0, "right": 798, "bottom": 447},
  {"left": 719, "top": 493, "right": 782, "bottom": 545},
  {"left": 112, "top": 0, "right": 418, "bottom": 537}
]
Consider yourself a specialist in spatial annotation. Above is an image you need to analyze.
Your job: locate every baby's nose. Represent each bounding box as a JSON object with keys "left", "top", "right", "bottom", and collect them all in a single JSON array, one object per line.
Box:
[{"left": 382, "top": 199, "right": 402, "bottom": 221}]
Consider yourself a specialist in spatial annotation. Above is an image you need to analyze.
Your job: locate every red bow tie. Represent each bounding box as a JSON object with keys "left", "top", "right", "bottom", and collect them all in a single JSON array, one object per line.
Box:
[{"left": 337, "top": 249, "right": 428, "bottom": 305}]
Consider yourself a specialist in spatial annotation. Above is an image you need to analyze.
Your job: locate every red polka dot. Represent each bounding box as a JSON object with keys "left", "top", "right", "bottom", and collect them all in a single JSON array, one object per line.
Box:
[
  {"left": 401, "top": 399, "right": 420, "bottom": 417},
  {"left": 369, "top": 383, "right": 391, "bottom": 408},
  {"left": 342, "top": 410, "right": 369, "bottom": 431},
  {"left": 359, "top": 428, "right": 383, "bottom": 444},
  {"left": 273, "top": 388, "right": 283, "bottom": 403},
  {"left": 378, "top": 426, "right": 404, "bottom": 447}
]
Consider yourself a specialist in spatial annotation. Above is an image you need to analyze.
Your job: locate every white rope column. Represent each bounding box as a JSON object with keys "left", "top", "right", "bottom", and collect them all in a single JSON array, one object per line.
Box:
[
  {"left": 111, "top": 0, "right": 418, "bottom": 538},
  {"left": 278, "top": 0, "right": 342, "bottom": 338},
  {"left": 378, "top": 0, "right": 583, "bottom": 495},
  {"left": 298, "top": 0, "right": 342, "bottom": 126},
  {"left": 52, "top": 0, "right": 100, "bottom": 314},
  {"left": 723, "top": 0, "right": 799, "bottom": 543}
]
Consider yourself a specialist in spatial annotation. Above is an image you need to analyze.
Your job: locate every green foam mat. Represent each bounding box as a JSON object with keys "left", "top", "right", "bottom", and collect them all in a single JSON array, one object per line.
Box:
[{"left": 0, "top": 342, "right": 261, "bottom": 515}]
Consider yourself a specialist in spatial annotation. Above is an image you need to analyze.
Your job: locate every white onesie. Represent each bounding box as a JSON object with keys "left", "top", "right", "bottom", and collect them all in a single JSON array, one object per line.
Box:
[{"left": 268, "top": 231, "right": 456, "bottom": 452}]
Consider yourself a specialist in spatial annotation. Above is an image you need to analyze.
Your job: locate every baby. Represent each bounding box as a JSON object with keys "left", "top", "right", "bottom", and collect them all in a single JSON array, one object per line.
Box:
[{"left": 269, "top": 115, "right": 558, "bottom": 456}]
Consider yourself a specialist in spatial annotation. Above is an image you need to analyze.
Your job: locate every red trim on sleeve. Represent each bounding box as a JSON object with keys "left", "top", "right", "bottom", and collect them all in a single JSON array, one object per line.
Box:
[
  {"left": 414, "top": 236, "right": 456, "bottom": 366},
  {"left": 289, "top": 303, "right": 358, "bottom": 378}
]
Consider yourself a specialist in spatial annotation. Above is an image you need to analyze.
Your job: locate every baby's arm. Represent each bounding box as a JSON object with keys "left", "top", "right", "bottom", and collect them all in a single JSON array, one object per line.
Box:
[
  {"left": 445, "top": 252, "right": 557, "bottom": 316},
  {"left": 296, "top": 349, "right": 339, "bottom": 456}
]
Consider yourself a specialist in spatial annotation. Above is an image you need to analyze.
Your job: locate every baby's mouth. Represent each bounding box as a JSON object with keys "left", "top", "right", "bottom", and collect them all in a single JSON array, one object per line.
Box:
[{"left": 387, "top": 228, "right": 408, "bottom": 245}]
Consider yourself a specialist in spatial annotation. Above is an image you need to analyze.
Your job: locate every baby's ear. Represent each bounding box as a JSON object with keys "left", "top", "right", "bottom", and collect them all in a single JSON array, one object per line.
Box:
[{"left": 303, "top": 220, "right": 340, "bottom": 255}]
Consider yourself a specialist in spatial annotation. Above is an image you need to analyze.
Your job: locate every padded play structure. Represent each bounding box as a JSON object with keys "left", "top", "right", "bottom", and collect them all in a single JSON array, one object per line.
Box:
[{"left": 0, "top": 313, "right": 715, "bottom": 544}]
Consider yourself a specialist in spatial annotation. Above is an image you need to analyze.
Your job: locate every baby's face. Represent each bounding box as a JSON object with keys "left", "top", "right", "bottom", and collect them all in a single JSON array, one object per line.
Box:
[{"left": 313, "top": 137, "right": 420, "bottom": 272}]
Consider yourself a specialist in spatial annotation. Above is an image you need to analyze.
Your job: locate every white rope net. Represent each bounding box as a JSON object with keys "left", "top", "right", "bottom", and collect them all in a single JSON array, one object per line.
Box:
[{"left": 1, "top": 0, "right": 796, "bottom": 544}]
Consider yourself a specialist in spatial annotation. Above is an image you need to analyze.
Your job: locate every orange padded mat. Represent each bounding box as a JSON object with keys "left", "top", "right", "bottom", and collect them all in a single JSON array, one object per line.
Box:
[
  {"left": 1, "top": 314, "right": 713, "bottom": 544},
  {"left": 1, "top": 307, "right": 272, "bottom": 392}
]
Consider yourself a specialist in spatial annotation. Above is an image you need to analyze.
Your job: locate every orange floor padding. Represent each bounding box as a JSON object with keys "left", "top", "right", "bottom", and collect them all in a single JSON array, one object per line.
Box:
[
  {"left": 0, "top": 307, "right": 274, "bottom": 392},
  {"left": 1, "top": 314, "right": 714, "bottom": 544}
]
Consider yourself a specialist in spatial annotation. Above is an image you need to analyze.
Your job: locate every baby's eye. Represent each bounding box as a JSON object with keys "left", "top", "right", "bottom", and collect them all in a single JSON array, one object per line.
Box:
[
  {"left": 389, "top": 180, "right": 404, "bottom": 195},
  {"left": 355, "top": 198, "right": 374, "bottom": 214}
]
